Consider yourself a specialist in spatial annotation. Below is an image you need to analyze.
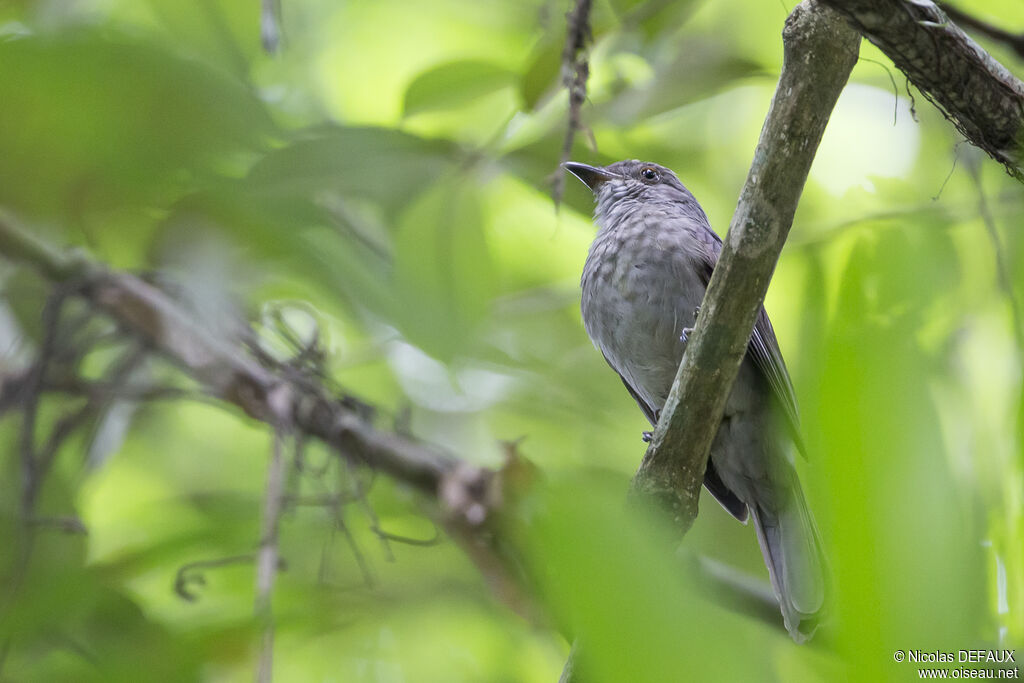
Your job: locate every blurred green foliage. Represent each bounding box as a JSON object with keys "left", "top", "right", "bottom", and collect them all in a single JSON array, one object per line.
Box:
[{"left": 0, "top": 0, "right": 1022, "bottom": 681}]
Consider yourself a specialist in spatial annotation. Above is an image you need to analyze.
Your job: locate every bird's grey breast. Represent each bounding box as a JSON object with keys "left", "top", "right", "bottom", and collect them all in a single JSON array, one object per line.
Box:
[{"left": 580, "top": 206, "right": 709, "bottom": 410}]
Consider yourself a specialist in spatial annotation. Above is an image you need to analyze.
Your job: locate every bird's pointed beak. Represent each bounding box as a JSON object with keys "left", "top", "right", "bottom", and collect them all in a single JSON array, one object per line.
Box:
[{"left": 563, "top": 162, "right": 618, "bottom": 192}]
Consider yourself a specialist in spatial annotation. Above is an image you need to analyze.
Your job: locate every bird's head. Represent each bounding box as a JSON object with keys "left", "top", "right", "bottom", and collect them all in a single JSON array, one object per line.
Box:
[{"left": 563, "top": 159, "right": 694, "bottom": 212}]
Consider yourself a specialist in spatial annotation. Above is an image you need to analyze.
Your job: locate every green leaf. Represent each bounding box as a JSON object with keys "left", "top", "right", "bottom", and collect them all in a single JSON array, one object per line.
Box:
[
  {"left": 141, "top": 0, "right": 262, "bottom": 76},
  {"left": 0, "top": 32, "right": 274, "bottom": 220},
  {"left": 610, "top": 0, "right": 703, "bottom": 39},
  {"left": 391, "top": 176, "right": 496, "bottom": 361},
  {"left": 402, "top": 60, "right": 517, "bottom": 117},
  {"left": 519, "top": 39, "right": 564, "bottom": 110},
  {"left": 156, "top": 184, "right": 395, "bottom": 320},
  {"left": 601, "top": 40, "right": 766, "bottom": 123},
  {"left": 247, "top": 126, "right": 457, "bottom": 211}
]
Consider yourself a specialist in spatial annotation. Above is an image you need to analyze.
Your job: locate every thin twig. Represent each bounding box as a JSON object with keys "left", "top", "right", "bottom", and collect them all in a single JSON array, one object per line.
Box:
[
  {"left": 857, "top": 54, "right": 900, "bottom": 125},
  {"left": 174, "top": 554, "right": 260, "bottom": 602},
  {"left": 338, "top": 457, "right": 393, "bottom": 561},
  {"left": 369, "top": 523, "right": 442, "bottom": 547},
  {"left": 323, "top": 497, "right": 376, "bottom": 588},
  {"left": 933, "top": 140, "right": 964, "bottom": 200},
  {"left": 18, "top": 286, "right": 71, "bottom": 519},
  {"left": 284, "top": 492, "right": 361, "bottom": 508},
  {"left": 41, "top": 378, "right": 207, "bottom": 403},
  {"left": 34, "top": 344, "right": 148, "bottom": 485},
  {"left": 26, "top": 515, "right": 88, "bottom": 534},
  {"left": 256, "top": 415, "right": 289, "bottom": 683},
  {"left": 551, "top": 0, "right": 593, "bottom": 205},
  {"left": 904, "top": 77, "right": 919, "bottom": 122}
]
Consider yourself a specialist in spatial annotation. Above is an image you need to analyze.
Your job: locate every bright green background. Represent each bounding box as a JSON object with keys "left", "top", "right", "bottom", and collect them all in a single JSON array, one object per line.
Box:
[{"left": 0, "top": 0, "right": 1021, "bottom": 681}]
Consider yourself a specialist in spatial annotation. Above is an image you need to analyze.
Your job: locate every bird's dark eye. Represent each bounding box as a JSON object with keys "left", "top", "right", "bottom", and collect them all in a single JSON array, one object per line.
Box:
[{"left": 640, "top": 167, "right": 659, "bottom": 182}]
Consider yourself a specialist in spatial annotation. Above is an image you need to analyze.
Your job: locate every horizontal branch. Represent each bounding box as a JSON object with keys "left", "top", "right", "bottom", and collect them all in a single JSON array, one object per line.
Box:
[
  {"left": 629, "top": 1, "right": 860, "bottom": 528},
  {"left": 0, "top": 210, "right": 469, "bottom": 505},
  {"left": 820, "top": 0, "right": 1024, "bottom": 179},
  {"left": 0, "top": 209, "right": 789, "bottom": 641}
]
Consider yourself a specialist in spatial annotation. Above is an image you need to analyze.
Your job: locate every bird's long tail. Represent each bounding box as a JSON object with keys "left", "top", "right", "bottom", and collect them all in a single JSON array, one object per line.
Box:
[{"left": 750, "top": 474, "right": 827, "bottom": 643}]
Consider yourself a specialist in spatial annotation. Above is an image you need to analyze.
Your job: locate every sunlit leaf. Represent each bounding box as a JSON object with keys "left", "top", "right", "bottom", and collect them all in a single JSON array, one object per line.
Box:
[{"left": 403, "top": 60, "right": 517, "bottom": 117}]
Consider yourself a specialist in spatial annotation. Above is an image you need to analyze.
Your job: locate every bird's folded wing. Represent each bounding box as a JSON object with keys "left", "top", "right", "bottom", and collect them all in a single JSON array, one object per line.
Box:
[
  {"left": 696, "top": 225, "right": 808, "bottom": 458},
  {"left": 749, "top": 309, "right": 807, "bottom": 457}
]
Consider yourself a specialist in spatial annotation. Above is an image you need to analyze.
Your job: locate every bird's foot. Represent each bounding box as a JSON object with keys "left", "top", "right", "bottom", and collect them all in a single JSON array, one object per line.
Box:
[
  {"left": 680, "top": 307, "right": 700, "bottom": 342},
  {"left": 642, "top": 431, "right": 653, "bottom": 443}
]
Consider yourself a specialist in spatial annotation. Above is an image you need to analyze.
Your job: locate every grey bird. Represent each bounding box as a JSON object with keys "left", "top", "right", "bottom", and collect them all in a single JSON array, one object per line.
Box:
[{"left": 566, "top": 159, "right": 826, "bottom": 642}]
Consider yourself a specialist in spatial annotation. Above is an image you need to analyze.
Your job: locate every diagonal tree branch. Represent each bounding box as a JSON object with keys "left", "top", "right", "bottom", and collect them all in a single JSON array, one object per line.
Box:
[
  {"left": 629, "top": 1, "right": 860, "bottom": 528},
  {"left": 0, "top": 208, "right": 542, "bottom": 648},
  {"left": 0, "top": 210, "right": 488, "bottom": 522},
  {"left": 819, "top": 0, "right": 1024, "bottom": 180},
  {"left": 937, "top": 3, "right": 1024, "bottom": 62},
  {"left": 566, "top": 3, "right": 856, "bottom": 678}
]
